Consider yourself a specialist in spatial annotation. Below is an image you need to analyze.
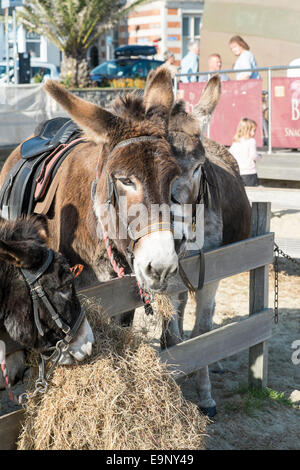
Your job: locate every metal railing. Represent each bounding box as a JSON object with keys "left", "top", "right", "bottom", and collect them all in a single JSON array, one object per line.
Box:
[{"left": 174, "top": 64, "right": 300, "bottom": 154}]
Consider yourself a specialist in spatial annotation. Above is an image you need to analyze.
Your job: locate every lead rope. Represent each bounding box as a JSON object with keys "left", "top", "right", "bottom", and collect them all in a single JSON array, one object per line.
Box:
[{"left": 103, "top": 231, "right": 153, "bottom": 315}]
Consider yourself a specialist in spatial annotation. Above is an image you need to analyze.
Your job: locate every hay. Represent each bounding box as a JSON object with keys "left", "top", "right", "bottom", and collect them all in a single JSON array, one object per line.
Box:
[
  {"left": 151, "top": 293, "right": 177, "bottom": 319},
  {"left": 18, "top": 299, "right": 207, "bottom": 450}
]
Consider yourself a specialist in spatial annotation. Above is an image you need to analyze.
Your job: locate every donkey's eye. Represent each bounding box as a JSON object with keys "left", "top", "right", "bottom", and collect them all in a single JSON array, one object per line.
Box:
[
  {"left": 193, "top": 166, "right": 201, "bottom": 177},
  {"left": 119, "top": 178, "right": 135, "bottom": 188}
]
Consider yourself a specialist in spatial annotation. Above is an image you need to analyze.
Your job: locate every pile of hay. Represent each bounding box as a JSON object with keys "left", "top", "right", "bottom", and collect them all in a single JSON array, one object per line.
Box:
[{"left": 18, "top": 299, "right": 207, "bottom": 450}]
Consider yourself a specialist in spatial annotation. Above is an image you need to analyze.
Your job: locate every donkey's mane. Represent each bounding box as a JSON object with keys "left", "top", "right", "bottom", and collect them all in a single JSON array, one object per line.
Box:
[{"left": 110, "top": 92, "right": 146, "bottom": 121}]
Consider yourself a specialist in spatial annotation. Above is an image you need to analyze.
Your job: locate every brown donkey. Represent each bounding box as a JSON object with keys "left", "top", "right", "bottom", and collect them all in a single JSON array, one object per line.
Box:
[
  {"left": 113, "top": 72, "right": 252, "bottom": 415},
  {"left": 0, "top": 68, "right": 180, "bottom": 298},
  {"left": 100, "top": 74, "right": 251, "bottom": 415}
]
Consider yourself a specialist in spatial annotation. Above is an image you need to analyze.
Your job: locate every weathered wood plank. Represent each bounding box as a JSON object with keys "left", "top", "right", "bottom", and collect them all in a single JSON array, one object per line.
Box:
[
  {"left": 79, "top": 233, "right": 274, "bottom": 317},
  {"left": 186, "top": 233, "right": 274, "bottom": 287},
  {"left": 0, "top": 409, "right": 24, "bottom": 450},
  {"left": 160, "top": 309, "right": 273, "bottom": 378},
  {"left": 248, "top": 202, "right": 271, "bottom": 389}
]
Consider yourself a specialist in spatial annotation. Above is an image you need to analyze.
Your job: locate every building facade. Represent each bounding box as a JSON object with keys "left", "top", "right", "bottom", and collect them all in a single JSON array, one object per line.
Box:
[
  {"left": 0, "top": 8, "right": 60, "bottom": 66},
  {"left": 87, "top": 0, "right": 204, "bottom": 68},
  {"left": 1, "top": 1, "right": 205, "bottom": 71},
  {"left": 126, "top": 0, "right": 204, "bottom": 65}
]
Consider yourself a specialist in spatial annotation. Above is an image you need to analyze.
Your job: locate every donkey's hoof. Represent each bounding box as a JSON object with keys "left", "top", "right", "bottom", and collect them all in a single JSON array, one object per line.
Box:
[{"left": 198, "top": 405, "right": 217, "bottom": 418}]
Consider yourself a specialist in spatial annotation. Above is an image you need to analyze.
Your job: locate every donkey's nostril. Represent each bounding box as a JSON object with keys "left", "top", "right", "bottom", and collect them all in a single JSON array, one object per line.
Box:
[
  {"left": 160, "top": 265, "right": 178, "bottom": 282},
  {"left": 146, "top": 262, "right": 152, "bottom": 276}
]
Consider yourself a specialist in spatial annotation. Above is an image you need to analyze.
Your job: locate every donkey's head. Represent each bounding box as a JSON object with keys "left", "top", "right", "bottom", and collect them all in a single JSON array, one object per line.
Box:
[
  {"left": 45, "top": 69, "right": 181, "bottom": 292},
  {"left": 168, "top": 76, "right": 221, "bottom": 253},
  {"left": 0, "top": 215, "right": 94, "bottom": 364}
]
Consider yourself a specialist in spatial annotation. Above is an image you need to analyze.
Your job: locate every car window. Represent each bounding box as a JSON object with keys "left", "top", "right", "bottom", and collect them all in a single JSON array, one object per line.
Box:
[
  {"left": 0, "top": 64, "right": 13, "bottom": 79},
  {"left": 130, "top": 61, "right": 149, "bottom": 77},
  {"left": 149, "top": 61, "right": 163, "bottom": 71},
  {"left": 0, "top": 65, "right": 6, "bottom": 79},
  {"left": 31, "top": 66, "right": 52, "bottom": 77},
  {"left": 91, "top": 60, "right": 133, "bottom": 77}
]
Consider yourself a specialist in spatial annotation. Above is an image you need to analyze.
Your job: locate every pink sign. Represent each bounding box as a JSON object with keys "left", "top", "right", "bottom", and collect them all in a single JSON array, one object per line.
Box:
[
  {"left": 272, "top": 77, "right": 300, "bottom": 148},
  {"left": 178, "top": 80, "right": 263, "bottom": 147}
]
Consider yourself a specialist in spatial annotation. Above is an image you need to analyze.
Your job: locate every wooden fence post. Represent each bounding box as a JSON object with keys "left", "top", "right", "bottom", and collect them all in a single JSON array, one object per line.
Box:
[{"left": 248, "top": 202, "right": 271, "bottom": 388}]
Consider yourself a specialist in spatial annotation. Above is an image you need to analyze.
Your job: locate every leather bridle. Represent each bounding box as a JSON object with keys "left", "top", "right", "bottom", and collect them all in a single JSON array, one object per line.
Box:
[{"left": 91, "top": 135, "right": 173, "bottom": 271}]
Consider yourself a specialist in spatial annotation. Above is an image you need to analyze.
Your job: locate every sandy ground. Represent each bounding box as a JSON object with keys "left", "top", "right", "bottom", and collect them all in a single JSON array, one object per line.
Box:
[{"left": 1, "top": 205, "right": 300, "bottom": 450}]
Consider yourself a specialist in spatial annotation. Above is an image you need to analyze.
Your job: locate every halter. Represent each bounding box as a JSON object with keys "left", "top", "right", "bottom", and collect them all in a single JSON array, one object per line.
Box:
[
  {"left": 91, "top": 135, "right": 174, "bottom": 314},
  {"left": 91, "top": 135, "right": 172, "bottom": 259},
  {"left": 0, "top": 248, "right": 86, "bottom": 404},
  {"left": 171, "top": 165, "right": 209, "bottom": 293},
  {"left": 21, "top": 249, "right": 85, "bottom": 344}
]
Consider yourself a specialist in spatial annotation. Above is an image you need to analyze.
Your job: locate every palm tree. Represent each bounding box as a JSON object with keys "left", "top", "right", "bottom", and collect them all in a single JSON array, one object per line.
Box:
[{"left": 18, "top": 0, "right": 146, "bottom": 87}]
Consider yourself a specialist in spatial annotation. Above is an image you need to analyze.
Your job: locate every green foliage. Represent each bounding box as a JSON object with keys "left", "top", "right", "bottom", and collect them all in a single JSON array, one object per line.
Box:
[
  {"left": 60, "top": 71, "right": 73, "bottom": 89},
  {"left": 32, "top": 72, "right": 43, "bottom": 83},
  {"left": 17, "top": 0, "right": 147, "bottom": 87},
  {"left": 17, "top": 0, "right": 146, "bottom": 57},
  {"left": 224, "top": 385, "right": 298, "bottom": 417}
]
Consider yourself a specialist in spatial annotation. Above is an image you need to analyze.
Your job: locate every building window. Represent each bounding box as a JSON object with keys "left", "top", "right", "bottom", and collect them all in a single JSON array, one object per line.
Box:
[
  {"left": 25, "top": 31, "right": 40, "bottom": 58},
  {"left": 182, "top": 15, "right": 202, "bottom": 58}
]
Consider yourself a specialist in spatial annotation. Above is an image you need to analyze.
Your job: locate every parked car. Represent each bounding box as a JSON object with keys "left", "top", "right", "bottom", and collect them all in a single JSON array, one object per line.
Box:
[
  {"left": 30, "top": 62, "right": 60, "bottom": 82},
  {"left": 0, "top": 60, "right": 60, "bottom": 84},
  {"left": 90, "top": 45, "right": 163, "bottom": 86}
]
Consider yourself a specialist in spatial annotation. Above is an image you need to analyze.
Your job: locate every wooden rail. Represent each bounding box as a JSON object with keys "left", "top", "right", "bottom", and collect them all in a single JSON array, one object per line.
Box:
[
  {"left": 160, "top": 308, "right": 273, "bottom": 378},
  {"left": 0, "top": 202, "right": 274, "bottom": 450},
  {"left": 79, "top": 232, "right": 274, "bottom": 317}
]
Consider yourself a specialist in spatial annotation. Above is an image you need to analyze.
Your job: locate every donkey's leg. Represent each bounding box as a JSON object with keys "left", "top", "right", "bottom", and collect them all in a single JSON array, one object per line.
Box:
[
  {"left": 190, "top": 280, "right": 219, "bottom": 417},
  {"left": 160, "top": 291, "right": 188, "bottom": 349}
]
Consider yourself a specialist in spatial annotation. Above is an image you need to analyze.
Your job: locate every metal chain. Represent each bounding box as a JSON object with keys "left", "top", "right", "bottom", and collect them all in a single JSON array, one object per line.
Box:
[
  {"left": 273, "top": 242, "right": 300, "bottom": 324},
  {"left": 274, "top": 242, "right": 300, "bottom": 267},
  {"left": 273, "top": 244, "right": 279, "bottom": 324}
]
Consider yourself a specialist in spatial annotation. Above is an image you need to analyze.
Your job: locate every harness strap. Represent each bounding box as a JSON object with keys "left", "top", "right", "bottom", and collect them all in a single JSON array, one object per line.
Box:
[
  {"left": 198, "top": 250, "right": 205, "bottom": 290},
  {"left": 112, "top": 135, "right": 160, "bottom": 151},
  {"left": 21, "top": 249, "right": 54, "bottom": 285}
]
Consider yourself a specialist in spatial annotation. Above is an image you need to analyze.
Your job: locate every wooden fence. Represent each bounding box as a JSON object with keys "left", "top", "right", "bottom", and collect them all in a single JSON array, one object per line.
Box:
[{"left": 0, "top": 202, "right": 274, "bottom": 449}]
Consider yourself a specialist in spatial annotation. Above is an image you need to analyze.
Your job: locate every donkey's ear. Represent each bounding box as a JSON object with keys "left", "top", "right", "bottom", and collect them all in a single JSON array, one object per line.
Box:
[
  {"left": 193, "top": 75, "right": 221, "bottom": 134},
  {"left": 143, "top": 67, "right": 174, "bottom": 123},
  {"left": 44, "top": 81, "right": 124, "bottom": 144},
  {"left": 0, "top": 239, "right": 46, "bottom": 269}
]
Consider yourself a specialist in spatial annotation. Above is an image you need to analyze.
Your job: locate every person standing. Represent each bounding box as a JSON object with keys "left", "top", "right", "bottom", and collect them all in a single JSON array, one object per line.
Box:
[
  {"left": 199, "top": 53, "right": 230, "bottom": 82},
  {"left": 163, "top": 50, "right": 178, "bottom": 76},
  {"left": 180, "top": 41, "right": 200, "bottom": 82},
  {"left": 229, "top": 35, "right": 260, "bottom": 80},
  {"left": 229, "top": 118, "right": 262, "bottom": 186}
]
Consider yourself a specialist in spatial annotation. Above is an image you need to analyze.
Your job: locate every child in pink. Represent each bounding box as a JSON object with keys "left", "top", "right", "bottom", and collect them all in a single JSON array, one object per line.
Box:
[{"left": 229, "top": 118, "right": 262, "bottom": 186}]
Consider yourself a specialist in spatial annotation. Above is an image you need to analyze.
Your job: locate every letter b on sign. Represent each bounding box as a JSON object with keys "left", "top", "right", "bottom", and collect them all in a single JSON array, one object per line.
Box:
[{"left": 291, "top": 99, "right": 300, "bottom": 121}]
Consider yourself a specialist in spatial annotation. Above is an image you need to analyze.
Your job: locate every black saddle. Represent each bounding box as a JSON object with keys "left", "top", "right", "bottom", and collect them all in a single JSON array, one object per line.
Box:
[{"left": 0, "top": 117, "right": 81, "bottom": 220}]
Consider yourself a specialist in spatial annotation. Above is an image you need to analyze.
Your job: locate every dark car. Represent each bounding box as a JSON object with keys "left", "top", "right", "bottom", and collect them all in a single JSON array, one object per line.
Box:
[{"left": 90, "top": 45, "right": 163, "bottom": 86}]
